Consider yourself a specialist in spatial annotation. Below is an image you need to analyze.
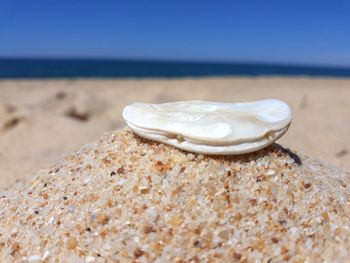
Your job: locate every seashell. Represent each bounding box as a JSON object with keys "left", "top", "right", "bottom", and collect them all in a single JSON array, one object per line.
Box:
[{"left": 122, "top": 99, "right": 292, "bottom": 155}]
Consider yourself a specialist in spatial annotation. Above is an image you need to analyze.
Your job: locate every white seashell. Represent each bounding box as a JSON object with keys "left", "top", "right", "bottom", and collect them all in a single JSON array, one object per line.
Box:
[{"left": 122, "top": 99, "right": 292, "bottom": 155}]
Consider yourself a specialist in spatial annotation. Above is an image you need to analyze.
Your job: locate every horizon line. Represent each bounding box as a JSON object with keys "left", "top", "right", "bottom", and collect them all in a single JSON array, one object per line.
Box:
[{"left": 0, "top": 56, "right": 350, "bottom": 70}]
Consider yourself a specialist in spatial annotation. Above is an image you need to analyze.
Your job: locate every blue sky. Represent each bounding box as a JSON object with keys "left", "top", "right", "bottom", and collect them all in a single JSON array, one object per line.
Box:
[{"left": 0, "top": 0, "right": 350, "bottom": 66}]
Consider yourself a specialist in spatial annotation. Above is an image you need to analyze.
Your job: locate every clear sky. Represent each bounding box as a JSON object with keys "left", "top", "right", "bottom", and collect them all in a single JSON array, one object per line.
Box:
[{"left": 1, "top": 0, "right": 350, "bottom": 67}]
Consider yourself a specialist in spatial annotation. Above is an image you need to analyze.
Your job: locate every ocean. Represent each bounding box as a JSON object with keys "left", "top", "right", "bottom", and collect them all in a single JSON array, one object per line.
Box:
[{"left": 0, "top": 58, "right": 350, "bottom": 79}]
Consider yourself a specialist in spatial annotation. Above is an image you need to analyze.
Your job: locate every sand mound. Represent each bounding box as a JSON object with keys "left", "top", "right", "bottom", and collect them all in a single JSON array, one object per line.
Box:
[{"left": 0, "top": 129, "right": 349, "bottom": 262}]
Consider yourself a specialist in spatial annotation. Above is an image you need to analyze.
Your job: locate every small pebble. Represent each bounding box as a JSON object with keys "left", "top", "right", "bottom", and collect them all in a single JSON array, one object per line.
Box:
[
  {"left": 102, "top": 243, "right": 111, "bottom": 251},
  {"left": 28, "top": 255, "right": 41, "bottom": 262},
  {"left": 145, "top": 207, "right": 159, "bottom": 222},
  {"left": 68, "top": 206, "right": 75, "bottom": 213},
  {"left": 66, "top": 237, "right": 78, "bottom": 250},
  {"left": 42, "top": 250, "right": 49, "bottom": 260},
  {"left": 85, "top": 256, "right": 95, "bottom": 262},
  {"left": 266, "top": 170, "right": 276, "bottom": 176},
  {"left": 48, "top": 216, "right": 55, "bottom": 224}
]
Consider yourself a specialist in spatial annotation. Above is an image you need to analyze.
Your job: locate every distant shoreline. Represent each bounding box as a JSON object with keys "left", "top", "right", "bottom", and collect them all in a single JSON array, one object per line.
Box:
[{"left": 1, "top": 58, "right": 350, "bottom": 79}]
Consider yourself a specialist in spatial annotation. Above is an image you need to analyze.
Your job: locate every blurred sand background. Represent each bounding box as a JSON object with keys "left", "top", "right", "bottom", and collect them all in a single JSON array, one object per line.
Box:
[{"left": 0, "top": 77, "right": 349, "bottom": 188}]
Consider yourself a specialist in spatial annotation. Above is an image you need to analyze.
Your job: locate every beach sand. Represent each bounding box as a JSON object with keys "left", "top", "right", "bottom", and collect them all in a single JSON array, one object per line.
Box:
[
  {"left": 1, "top": 129, "right": 349, "bottom": 262},
  {"left": 0, "top": 77, "right": 349, "bottom": 188}
]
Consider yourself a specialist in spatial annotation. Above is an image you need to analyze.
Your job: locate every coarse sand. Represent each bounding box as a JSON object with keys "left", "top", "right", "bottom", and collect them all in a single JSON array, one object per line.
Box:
[{"left": 0, "top": 129, "right": 349, "bottom": 262}]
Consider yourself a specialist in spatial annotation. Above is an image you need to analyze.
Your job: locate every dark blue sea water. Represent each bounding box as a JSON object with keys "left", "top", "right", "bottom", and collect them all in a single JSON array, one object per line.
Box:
[{"left": 0, "top": 58, "right": 350, "bottom": 79}]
